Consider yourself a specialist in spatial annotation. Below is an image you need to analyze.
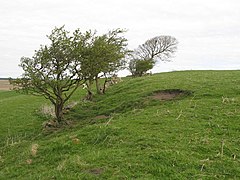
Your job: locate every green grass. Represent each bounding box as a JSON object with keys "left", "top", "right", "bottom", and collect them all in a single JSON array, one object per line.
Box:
[{"left": 0, "top": 70, "right": 240, "bottom": 179}]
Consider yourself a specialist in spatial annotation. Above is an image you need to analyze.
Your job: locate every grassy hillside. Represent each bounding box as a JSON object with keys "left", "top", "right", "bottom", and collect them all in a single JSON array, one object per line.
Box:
[{"left": 0, "top": 70, "right": 240, "bottom": 179}]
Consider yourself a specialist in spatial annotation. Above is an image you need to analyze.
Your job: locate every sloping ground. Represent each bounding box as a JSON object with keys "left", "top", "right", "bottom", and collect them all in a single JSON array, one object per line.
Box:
[{"left": 0, "top": 70, "right": 240, "bottom": 179}]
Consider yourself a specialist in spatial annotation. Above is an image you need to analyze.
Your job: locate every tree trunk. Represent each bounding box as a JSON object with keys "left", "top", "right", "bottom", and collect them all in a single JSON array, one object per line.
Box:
[
  {"left": 102, "top": 73, "right": 109, "bottom": 94},
  {"left": 86, "top": 80, "right": 94, "bottom": 100},
  {"left": 55, "top": 100, "right": 64, "bottom": 124},
  {"left": 102, "top": 79, "right": 107, "bottom": 94},
  {"left": 95, "top": 76, "right": 102, "bottom": 94}
]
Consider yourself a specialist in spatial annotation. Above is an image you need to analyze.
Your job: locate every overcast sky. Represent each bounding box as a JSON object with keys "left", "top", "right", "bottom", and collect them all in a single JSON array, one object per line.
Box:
[{"left": 0, "top": 0, "right": 240, "bottom": 77}]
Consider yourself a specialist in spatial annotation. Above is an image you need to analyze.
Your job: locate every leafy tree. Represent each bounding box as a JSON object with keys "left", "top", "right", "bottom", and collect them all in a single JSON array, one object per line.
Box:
[
  {"left": 135, "top": 59, "right": 154, "bottom": 76},
  {"left": 81, "top": 29, "right": 128, "bottom": 99},
  {"left": 129, "top": 35, "right": 178, "bottom": 76},
  {"left": 129, "top": 58, "right": 154, "bottom": 77},
  {"left": 11, "top": 27, "right": 88, "bottom": 124}
]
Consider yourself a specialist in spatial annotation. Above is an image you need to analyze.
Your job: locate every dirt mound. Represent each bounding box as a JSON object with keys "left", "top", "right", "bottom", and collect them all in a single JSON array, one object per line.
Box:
[{"left": 151, "top": 89, "right": 192, "bottom": 100}]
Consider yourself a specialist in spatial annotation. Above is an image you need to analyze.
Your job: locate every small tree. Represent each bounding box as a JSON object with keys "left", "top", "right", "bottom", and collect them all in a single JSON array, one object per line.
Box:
[
  {"left": 11, "top": 27, "right": 88, "bottom": 124},
  {"left": 135, "top": 59, "right": 154, "bottom": 77},
  {"left": 129, "top": 35, "right": 178, "bottom": 76},
  {"left": 81, "top": 29, "right": 128, "bottom": 99}
]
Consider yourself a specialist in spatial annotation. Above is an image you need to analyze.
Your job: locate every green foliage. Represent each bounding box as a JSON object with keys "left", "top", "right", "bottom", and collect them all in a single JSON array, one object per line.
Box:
[
  {"left": 130, "top": 59, "right": 154, "bottom": 76},
  {"left": 1, "top": 70, "right": 240, "bottom": 179},
  {"left": 80, "top": 28, "right": 129, "bottom": 95},
  {"left": 11, "top": 26, "right": 91, "bottom": 123},
  {"left": 90, "top": 29, "right": 128, "bottom": 74},
  {"left": 11, "top": 26, "right": 130, "bottom": 122}
]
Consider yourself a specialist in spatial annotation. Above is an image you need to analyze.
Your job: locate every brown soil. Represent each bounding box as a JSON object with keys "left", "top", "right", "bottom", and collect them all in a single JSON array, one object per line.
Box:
[
  {"left": 0, "top": 80, "right": 13, "bottom": 91},
  {"left": 151, "top": 89, "right": 192, "bottom": 100},
  {"left": 87, "top": 168, "right": 104, "bottom": 175}
]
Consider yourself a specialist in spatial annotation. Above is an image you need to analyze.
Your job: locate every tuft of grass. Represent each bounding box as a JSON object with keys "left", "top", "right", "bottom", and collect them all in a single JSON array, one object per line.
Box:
[{"left": 40, "top": 104, "right": 55, "bottom": 118}]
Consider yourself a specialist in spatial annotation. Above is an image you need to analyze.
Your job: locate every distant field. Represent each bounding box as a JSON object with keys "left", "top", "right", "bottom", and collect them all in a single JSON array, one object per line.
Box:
[{"left": 0, "top": 80, "right": 12, "bottom": 91}]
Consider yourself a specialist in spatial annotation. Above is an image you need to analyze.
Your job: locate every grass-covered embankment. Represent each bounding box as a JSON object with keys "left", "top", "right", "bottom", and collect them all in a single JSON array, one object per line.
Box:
[{"left": 0, "top": 70, "right": 240, "bottom": 179}]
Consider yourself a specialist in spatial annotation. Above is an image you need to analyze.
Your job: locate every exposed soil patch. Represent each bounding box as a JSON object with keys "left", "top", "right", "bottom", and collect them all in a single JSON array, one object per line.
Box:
[
  {"left": 87, "top": 168, "right": 104, "bottom": 175},
  {"left": 151, "top": 89, "right": 192, "bottom": 100}
]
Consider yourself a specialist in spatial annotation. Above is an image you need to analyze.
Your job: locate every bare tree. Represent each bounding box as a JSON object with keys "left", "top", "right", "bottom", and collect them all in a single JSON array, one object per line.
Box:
[
  {"left": 129, "top": 36, "right": 178, "bottom": 76},
  {"left": 136, "top": 36, "right": 178, "bottom": 62}
]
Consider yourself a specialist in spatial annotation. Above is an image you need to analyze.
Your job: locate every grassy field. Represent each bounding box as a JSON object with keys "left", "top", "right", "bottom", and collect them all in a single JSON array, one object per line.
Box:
[
  {"left": 0, "top": 80, "right": 12, "bottom": 91},
  {"left": 0, "top": 70, "right": 240, "bottom": 179}
]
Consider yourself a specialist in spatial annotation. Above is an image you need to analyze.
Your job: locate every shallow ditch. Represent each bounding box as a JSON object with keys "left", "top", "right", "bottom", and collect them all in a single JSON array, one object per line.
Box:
[{"left": 151, "top": 89, "right": 193, "bottom": 100}]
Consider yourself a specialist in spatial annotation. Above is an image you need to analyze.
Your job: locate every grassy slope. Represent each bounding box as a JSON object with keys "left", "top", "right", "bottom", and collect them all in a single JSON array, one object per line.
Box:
[{"left": 0, "top": 70, "right": 240, "bottom": 179}]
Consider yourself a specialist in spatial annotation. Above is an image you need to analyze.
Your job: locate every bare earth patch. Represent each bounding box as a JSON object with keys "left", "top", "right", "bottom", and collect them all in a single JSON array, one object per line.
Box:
[
  {"left": 0, "top": 80, "right": 13, "bottom": 91},
  {"left": 151, "top": 89, "right": 192, "bottom": 100},
  {"left": 87, "top": 168, "right": 104, "bottom": 175}
]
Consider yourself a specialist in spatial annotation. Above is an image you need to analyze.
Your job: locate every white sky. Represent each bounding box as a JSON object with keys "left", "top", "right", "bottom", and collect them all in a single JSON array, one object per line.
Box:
[{"left": 0, "top": 0, "right": 240, "bottom": 77}]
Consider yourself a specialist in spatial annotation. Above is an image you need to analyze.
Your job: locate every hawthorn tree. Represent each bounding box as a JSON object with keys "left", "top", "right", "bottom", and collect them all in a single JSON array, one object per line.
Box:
[
  {"left": 129, "top": 59, "right": 154, "bottom": 77},
  {"left": 11, "top": 27, "right": 89, "bottom": 124},
  {"left": 81, "top": 29, "right": 128, "bottom": 100},
  {"left": 129, "top": 35, "right": 178, "bottom": 76}
]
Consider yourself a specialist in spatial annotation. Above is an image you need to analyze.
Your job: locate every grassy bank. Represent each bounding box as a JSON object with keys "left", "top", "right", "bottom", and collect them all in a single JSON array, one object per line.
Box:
[{"left": 0, "top": 70, "right": 240, "bottom": 179}]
